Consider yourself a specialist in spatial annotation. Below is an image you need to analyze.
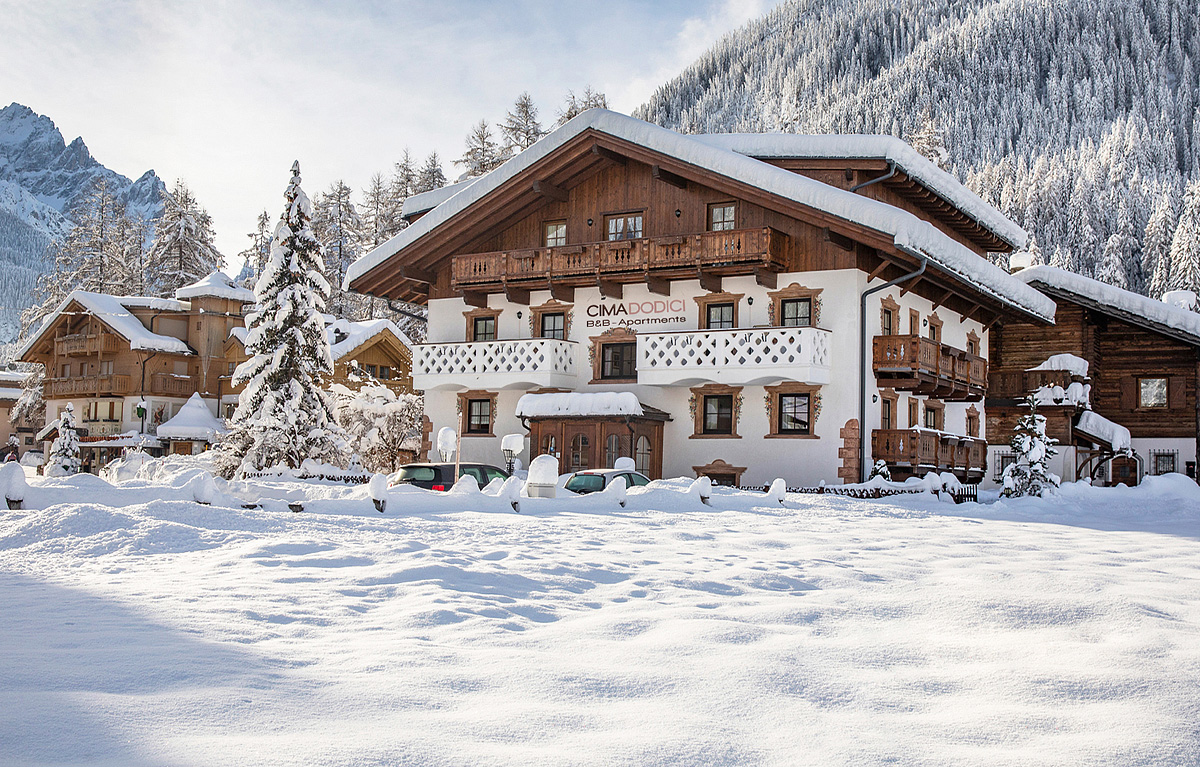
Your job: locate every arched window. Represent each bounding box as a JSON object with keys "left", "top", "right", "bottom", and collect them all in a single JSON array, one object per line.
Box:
[
  {"left": 635, "top": 435, "right": 652, "bottom": 475},
  {"left": 605, "top": 433, "right": 622, "bottom": 468},
  {"left": 569, "top": 433, "right": 590, "bottom": 471},
  {"left": 540, "top": 434, "right": 557, "bottom": 458}
]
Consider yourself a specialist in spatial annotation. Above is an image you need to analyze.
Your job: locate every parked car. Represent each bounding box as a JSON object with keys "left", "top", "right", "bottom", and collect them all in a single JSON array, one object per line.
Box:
[
  {"left": 390, "top": 462, "right": 510, "bottom": 491},
  {"left": 564, "top": 468, "right": 651, "bottom": 495}
]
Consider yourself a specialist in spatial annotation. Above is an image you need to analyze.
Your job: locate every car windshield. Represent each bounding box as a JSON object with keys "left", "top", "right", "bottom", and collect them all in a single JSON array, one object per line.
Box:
[
  {"left": 395, "top": 466, "right": 437, "bottom": 482},
  {"left": 565, "top": 474, "right": 606, "bottom": 493}
]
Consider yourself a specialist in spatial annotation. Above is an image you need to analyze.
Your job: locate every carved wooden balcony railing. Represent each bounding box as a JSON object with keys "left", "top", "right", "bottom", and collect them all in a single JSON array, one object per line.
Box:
[
  {"left": 872, "top": 334, "right": 986, "bottom": 401},
  {"left": 150, "top": 374, "right": 195, "bottom": 397},
  {"left": 46, "top": 374, "right": 133, "bottom": 397},
  {"left": 55, "top": 333, "right": 121, "bottom": 357},
  {"left": 451, "top": 227, "right": 788, "bottom": 290},
  {"left": 871, "top": 428, "right": 987, "bottom": 478}
]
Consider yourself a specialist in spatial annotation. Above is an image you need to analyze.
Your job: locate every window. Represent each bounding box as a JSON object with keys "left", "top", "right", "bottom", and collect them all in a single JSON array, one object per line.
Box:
[
  {"left": 994, "top": 452, "right": 1016, "bottom": 482},
  {"left": 540, "top": 312, "right": 566, "bottom": 340},
  {"left": 466, "top": 399, "right": 492, "bottom": 434},
  {"left": 703, "top": 395, "right": 734, "bottom": 435},
  {"left": 881, "top": 398, "right": 893, "bottom": 430},
  {"left": 364, "top": 364, "right": 377, "bottom": 378},
  {"left": 967, "top": 339, "right": 978, "bottom": 355},
  {"left": 1139, "top": 378, "right": 1168, "bottom": 408},
  {"left": 909, "top": 399, "right": 920, "bottom": 428},
  {"left": 635, "top": 435, "right": 652, "bottom": 475},
  {"left": 472, "top": 316, "right": 496, "bottom": 342},
  {"left": 708, "top": 202, "right": 736, "bottom": 231},
  {"left": 923, "top": 405, "right": 943, "bottom": 430},
  {"left": 1151, "top": 450, "right": 1177, "bottom": 475},
  {"left": 778, "top": 393, "right": 811, "bottom": 435},
  {"left": 606, "top": 212, "right": 643, "bottom": 241},
  {"left": 569, "top": 433, "right": 590, "bottom": 471},
  {"left": 99, "top": 360, "right": 114, "bottom": 376},
  {"left": 605, "top": 434, "right": 622, "bottom": 468},
  {"left": 910, "top": 309, "right": 920, "bottom": 335},
  {"left": 966, "top": 412, "right": 979, "bottom": 437},
  {"left": 379, "top": 366, "right": 392, "bottom": 380},
  {"left": 780, "top": 298, "right": 812, "bottom": 328},
  {"left": 540, "top": 434, "right": 558, "bottom": 458},
  {"left": 227, "top": 362, "right": 236, "bottom": 375},
  {"left": 882, "top": 308, "right": 894, "bottom": 336},
  {"left": 544, "top": 220, "right": 567, "bottom": 247},
  {"left": 600, "top": 342, "right": 636, "bottom": 379},
  {"left": 60, "top": 363, "right": 70, "bottom": 378},
  {"left": 224, "top": 404, "right": 236, "bottom": 419},
  {"left": 705, "top": 303, "right": 735, "bottom": 330}
]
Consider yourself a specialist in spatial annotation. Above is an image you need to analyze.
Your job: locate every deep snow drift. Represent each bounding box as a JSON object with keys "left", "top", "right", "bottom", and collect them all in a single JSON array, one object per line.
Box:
[{"left": 1, "top": 467, "right": 1199, "bottom": 766}]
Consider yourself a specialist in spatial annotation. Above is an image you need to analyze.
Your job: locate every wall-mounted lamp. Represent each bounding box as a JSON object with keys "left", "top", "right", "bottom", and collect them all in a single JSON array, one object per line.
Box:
[
  {"left": 675, "top": 209, "right": 682, "bottom": 218},
  {"left": 923, "top": 318, "right": 929, "bottom": 327},
  {"left": 872, "top": 394, "right": 879, "bottom": 403},
  {"left": 587, "top": 218, "right": 594, "bottom": 226},
  {"left": 516, "top": 311, "right": 523, "bottom": 319},
  {"left": 746, "top": 296, "right": 754, "bottom": 305}
]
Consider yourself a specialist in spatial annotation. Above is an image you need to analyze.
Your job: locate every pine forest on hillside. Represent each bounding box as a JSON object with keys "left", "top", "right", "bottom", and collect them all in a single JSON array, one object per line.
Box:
[{"left": 635, "top": 0, "right": 1200, "bottom": 297}]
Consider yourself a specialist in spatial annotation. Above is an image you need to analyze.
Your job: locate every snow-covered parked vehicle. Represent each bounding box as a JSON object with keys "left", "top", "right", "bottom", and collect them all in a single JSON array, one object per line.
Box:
[
  {"left": 563, "top": 468, "right": 651, "bottom": 495},
  {"left": 389, "top": 462, "right": 510, "bottom": 491}
]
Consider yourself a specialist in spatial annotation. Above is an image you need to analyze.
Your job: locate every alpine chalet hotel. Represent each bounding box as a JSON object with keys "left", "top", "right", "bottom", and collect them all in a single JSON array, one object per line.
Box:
[{"left": 347, "top": 111, "right": 1054, "bottom": 487}]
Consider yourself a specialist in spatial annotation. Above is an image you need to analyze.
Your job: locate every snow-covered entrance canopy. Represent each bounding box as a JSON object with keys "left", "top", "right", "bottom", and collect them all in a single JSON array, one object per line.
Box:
[
  {"left": 515, "top": 392, "right": 644, "bottom": 419},
  {"left": 1018, "top": 266, "right": 1200, "bottom": 347},
  {"left": 1074, "top": 410, "right": 1132, "bottom": 453},
  {"left": 156, "top": 393, "right": 228, "bottom": 442},
  {"left": 175, "top": 271, "right": 255, "bottom": 303},
  {"left": 347, "top": 109, "right": 1055, "bottom": 324}
]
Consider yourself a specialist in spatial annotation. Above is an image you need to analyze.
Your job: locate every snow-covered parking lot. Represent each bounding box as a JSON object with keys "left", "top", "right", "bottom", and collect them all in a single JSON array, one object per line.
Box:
[{"left": 2, "top": 465, "right": 1199, "bottom": 766}]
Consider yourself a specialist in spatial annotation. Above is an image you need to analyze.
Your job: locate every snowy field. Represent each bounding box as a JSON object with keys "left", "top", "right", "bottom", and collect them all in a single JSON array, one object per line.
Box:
[{"left": 2, "top": 464, "right": 1199, "bottom": 766}]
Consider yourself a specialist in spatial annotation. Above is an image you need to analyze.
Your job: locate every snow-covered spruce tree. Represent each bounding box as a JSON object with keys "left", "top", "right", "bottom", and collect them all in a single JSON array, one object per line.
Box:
[
  {"left": 216, "top": 162, "right": 347, "bottom": 478},
  {"left": 235, "top": 210, "right": 273, "bottom": 290},
  {"left": 907, "top": 110, "right": 950, "bottom": 171},
  {"left": 313, "top": 180, "right": 363, "bottom": 318},
  {"left": 556, "top": 86, "right": 607, "bottom": 126},
  {"left": 46, "top": 403, "right": 80, "bottom": 477},
  {"left": 1145, "top": 186, "right": 1181, "bottom": 298},
  {"left": 1166, "top": 179, "right": 1200, "bottom": 294},
  {"left": 1001, "top": 395, "right": 1060, "bottom": 498},
  {"left": 10, "top": 364, "right": 45, "bottom": 431},
  {"left": 415, "top": 152, "right": 446, "bottom": 194},
  {"left": 455, "top": 120, "right": 507, "bottom": 179},
  {"left": 502, "top": 92, "right": 546, "bottom": 153},
  {"left": 146, "top": 180, "right": 224, "bottom": 297}
]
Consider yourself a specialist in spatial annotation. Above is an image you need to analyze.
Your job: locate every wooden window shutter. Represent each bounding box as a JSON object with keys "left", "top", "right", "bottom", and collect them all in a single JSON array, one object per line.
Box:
[
  {"left": 1169, "top": 376, "right": 1186, "bottom": 410},
  {"left": 1120, "top": 376, "right": 1136, "bottom": 410}
]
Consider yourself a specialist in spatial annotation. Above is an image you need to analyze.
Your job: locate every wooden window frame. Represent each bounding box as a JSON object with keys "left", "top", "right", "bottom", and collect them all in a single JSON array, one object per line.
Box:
[
  {"left": 530, "top": 299, "right": 572, "bottom": 340},
  {"left": 909, "top": 309, "right": 920, "bottom": 335},
  {"left": 880, "top": 295, "right": 901, "bottom": 336},
  {"left": 908, "top": 398, "right": 920, "bottom": 428},
  {"left": 707, "top": 201, "right": 737, "bottom": 232},
  {"left": 768, "top": 283, "right": 823, "bottom": 328},
  {"left": 604, "top": 210, "right": 644, "bottom": 241},
  {"left": 923, "top": 400, "right": 945, "bottom": 430},
  {"left": 965, "top": 405, "right": 980, "bottom": 437},
  {"left": 966, "top": 330, "right": 981, "bottom": 356},
  {"left": 463, "top": 307, "right": 501, "bottom": 342},
  {"left": 1136, "top": 376, "right": 1170, "bottom": 409},
  {"left": 589, "top": 328, "right": 638, "bottom": 383},
  {"left": 457, "top": 390, "right": 497, "bottom": 437},
  {"left": 693, "top": 291, "right": 744, "bottom": 330},
  {"left": 692, "top": 458, "right": 747, "bottom": 487},
  {"left": 766, "top": 382, "right": 822, "bottom": 439},
  {"left": 544, "top": 219, "right": 567, "bottom": 248},
  {"left": 926, "top": 312, "right": 943, "bottom": 343},
  {"left": 880, "top": 389, "right": 898, "bottom": 431},
  {"left": 689, "top": 383, "right": 743, "bottom": 439}
]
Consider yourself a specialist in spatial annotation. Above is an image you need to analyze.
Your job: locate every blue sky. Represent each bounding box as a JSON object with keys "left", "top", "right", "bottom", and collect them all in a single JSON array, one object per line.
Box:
[{"left": 1, "top": 0, "right": 779, "bottom": 260}]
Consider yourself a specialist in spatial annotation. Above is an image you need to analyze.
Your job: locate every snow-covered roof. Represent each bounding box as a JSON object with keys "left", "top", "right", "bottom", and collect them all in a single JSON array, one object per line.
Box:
[
  {"left": 692, "top": 133, "right": 1027, "bottom": 249},
  {"left": 1027, "top": 353, "right": 1089, "bottom": 378},
  {"left": 515, "top": 392, "right": 644, "bottom": 418},
  {"left": 0, "top": 387, "right": 22, "bottom": 402},
  {"left": 0, "top": 369, "right": 24, "bottom": 400},
  {"left": 348, "top": 110, "right": 1054, "bottom": 323},
  {"left": 175, "top": 271, "right": 254, "bottom": 303},
  {"left": 16, "top": 290, "right": 192, "bottom": 360},
  {"left": 1017, "top": 266, "right": 1200, "bottom": 346},
  {"left": 401, "top": 178, "right": 479, "bottom": 219},
  {"left": 156, "top": 393, "right": 228, "bottom": 442},
  {"left": 1074, "top": 410, "right": 1131, "bottom": 452},
  {"left": 230, "top": 316, "right": 413, "bottom": 362}
]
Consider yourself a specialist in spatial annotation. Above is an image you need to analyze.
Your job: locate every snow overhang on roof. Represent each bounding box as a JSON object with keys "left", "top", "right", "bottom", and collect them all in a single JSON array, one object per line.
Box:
[
  {"left": 1017, "top": 266, "right": 1200, "bottom": 347},
  {"left": 515, "top": 392, "right": 644, "bottom": 419},
  {"left": 327, "top": 317, "right": 414, "bottom": 361},
  {"left": 692, "top": 133, "right": 1027, "bottom": 251},
  {"left": 347, "top": 109, "right": 1055, "bottom": 324},
  {"left": 16, "top": 290, "right": 193, "bottom": 360},
  {"left": 175, "top": 271, "right": 254, "bottom": 303},
  {"left": 401, "top": 178, "right": 480, "bottom": 220}
]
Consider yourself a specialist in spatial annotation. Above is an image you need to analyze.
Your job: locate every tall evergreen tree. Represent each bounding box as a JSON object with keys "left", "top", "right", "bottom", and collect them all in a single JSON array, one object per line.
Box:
[
  {"left": 313, "top": 180, "right": 363, "bottom": 318},
  {"left": 236, "top": 211, "right": 273, "bottom": 290},
  {"left": 455, "top": 120, "right": 506, "bottom": 179},
  {"left": 217, "top": 162, "right": 347, "bottom": 477},
  {"left": 502, "top": 92, "right": 546, "bottom": 153},
  {"left": 556, "top": 86, "right": 608, "bottom": 125},
  {"left": 146, "top": 180, "right": 224, "bottom": 297},
  {"left": 908, "top": 110, "right": 951, "bottom": 171},
  {"left": 1144, "top": 186, "right": 1181, "bottom": 297},
  {"left": 416, "top": 152, "right": 447, "bottom": 194},
  {"left": 1166, "top": 179, "right": 1200, "bottom": 293},
  {"left": 392, "top": 149, "right": 418, "bottom": 202}
]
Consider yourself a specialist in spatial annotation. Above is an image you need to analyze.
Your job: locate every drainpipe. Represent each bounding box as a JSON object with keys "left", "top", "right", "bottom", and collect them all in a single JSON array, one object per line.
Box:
[
  {"left": 850, "top": 161, "right": 898, "bottom": 193},
  {"left": 139, "top": 310, "right": 166, "bottom": 435},
  {"left": 859, "top": 249, "right": 927, "bottom": 482}
]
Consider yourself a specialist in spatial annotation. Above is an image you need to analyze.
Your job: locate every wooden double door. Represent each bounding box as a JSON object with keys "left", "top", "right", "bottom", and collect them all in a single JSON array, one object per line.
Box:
[{"left": 528, "top": 416, "right": 664, "bottom": 479}]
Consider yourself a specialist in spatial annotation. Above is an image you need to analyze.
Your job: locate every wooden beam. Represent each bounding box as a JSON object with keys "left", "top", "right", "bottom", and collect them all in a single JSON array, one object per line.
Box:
[
  {"left": 651, "top": 165, "right": 688, "bottom": 190},
  {"left": 867, "top": 259, "right": 893, "bottom": 282},
  {"left": 931, "top": 288, "right": 954, "bottom": 310},
  {"left": 962, "top": 303, "right": 982, "bottom": 322},
  {"left": 824, "top": 227, "right": 855, "bottom": 251},
  {"left": 503, "top": 284, "right": 531, "bottom": 305},
  {"left": 532, "top": 180, "right": 568, "bottom": 202},
  {"left": 754, "top": 268, "right": 777, "bottom": 289},
  {"left": 646, "top": 276, "right": 671, "bottom": 296},
  {"left": 698, "top": 270, "right": 721, "bottom": 293},
  {"left": 461, "top": 291, "right": 489, "bottom": 308},
  {"left": 598, "top": 279, "right": 623, "bottom": 300},
  {"left": 900, "top": 275, "right": 922, "bottom": 297},
  {"left": 592, "top": 144, "right": 627, "bottom": 165},
  {"left": 548, "top": 283, "right": 574, "bottom": 303},
  {"left": 397, "top": 265, "right": 434, "bottom": 285}
]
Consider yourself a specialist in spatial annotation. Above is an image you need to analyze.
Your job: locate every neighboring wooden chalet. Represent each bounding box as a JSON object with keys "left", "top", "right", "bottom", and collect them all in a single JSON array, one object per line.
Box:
[
  {"left": 347, "top": 109, "right": 1054, "bottom": 486},
  {"left": 987, "top": 266, "right": 1200, "bottom": 486}
]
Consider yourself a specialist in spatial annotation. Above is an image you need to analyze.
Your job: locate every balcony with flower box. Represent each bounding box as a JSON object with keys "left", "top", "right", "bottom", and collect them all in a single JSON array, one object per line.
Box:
[
  {"left": 872, "top": 335, "right": 987, "bottom": 401},
  {"left": 413, "top": 338, "right": 579, "bottom": 391},
  {"left": 636, "top": 326, "right": 832, "bottom": 387},
  {"left": 871, "top": 427, "right": 987, "bottom": 480}
]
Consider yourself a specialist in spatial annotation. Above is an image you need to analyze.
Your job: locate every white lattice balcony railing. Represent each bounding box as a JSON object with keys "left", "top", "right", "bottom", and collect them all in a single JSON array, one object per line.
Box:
[
  {"left": 412, "top": 338, "right": 579, "bottom": 391},
  {"left": 637, "top": 326, "right": 832, "bottom": 387}
]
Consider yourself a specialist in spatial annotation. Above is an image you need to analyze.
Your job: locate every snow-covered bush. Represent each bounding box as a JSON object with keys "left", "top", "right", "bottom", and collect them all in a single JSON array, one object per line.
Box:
[
  {"left": 216, "top": 162, "right": 348, "bottom": 478},
  {"left": 1002, "top": 395, "right": 1061, "bottom": 498},
  {"left": 45, "top": 403, "right": 80, "bottom": 477},
  {"left": 868, "top": 460, "right": 892, "bottom": 482},
  {"left": 331, "top": 383, "right": 422, "bottom": 473}
]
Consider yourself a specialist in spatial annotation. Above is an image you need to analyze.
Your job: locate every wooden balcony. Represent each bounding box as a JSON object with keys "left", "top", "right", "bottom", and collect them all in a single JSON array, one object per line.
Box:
[
  {"left": 46, "top": 375, "right": 133, "bottom": 398},
  {"left": 55, "top": 333, "right": 121, "bottom": 357},
  {"left": 989, "top": 369, "right": 1084, "bottom": 400},
  {"left": 451, "top": 227, "right": 788, "bottom": 292},
  {"left": 871, "top": 428, "right": 987, "bottom": 480},
  {"left": 872, "top": 334, "right": 986, "bottom": 401},
  {"left": 150, "top": 374, "right": 195, "bottom": 397}
]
